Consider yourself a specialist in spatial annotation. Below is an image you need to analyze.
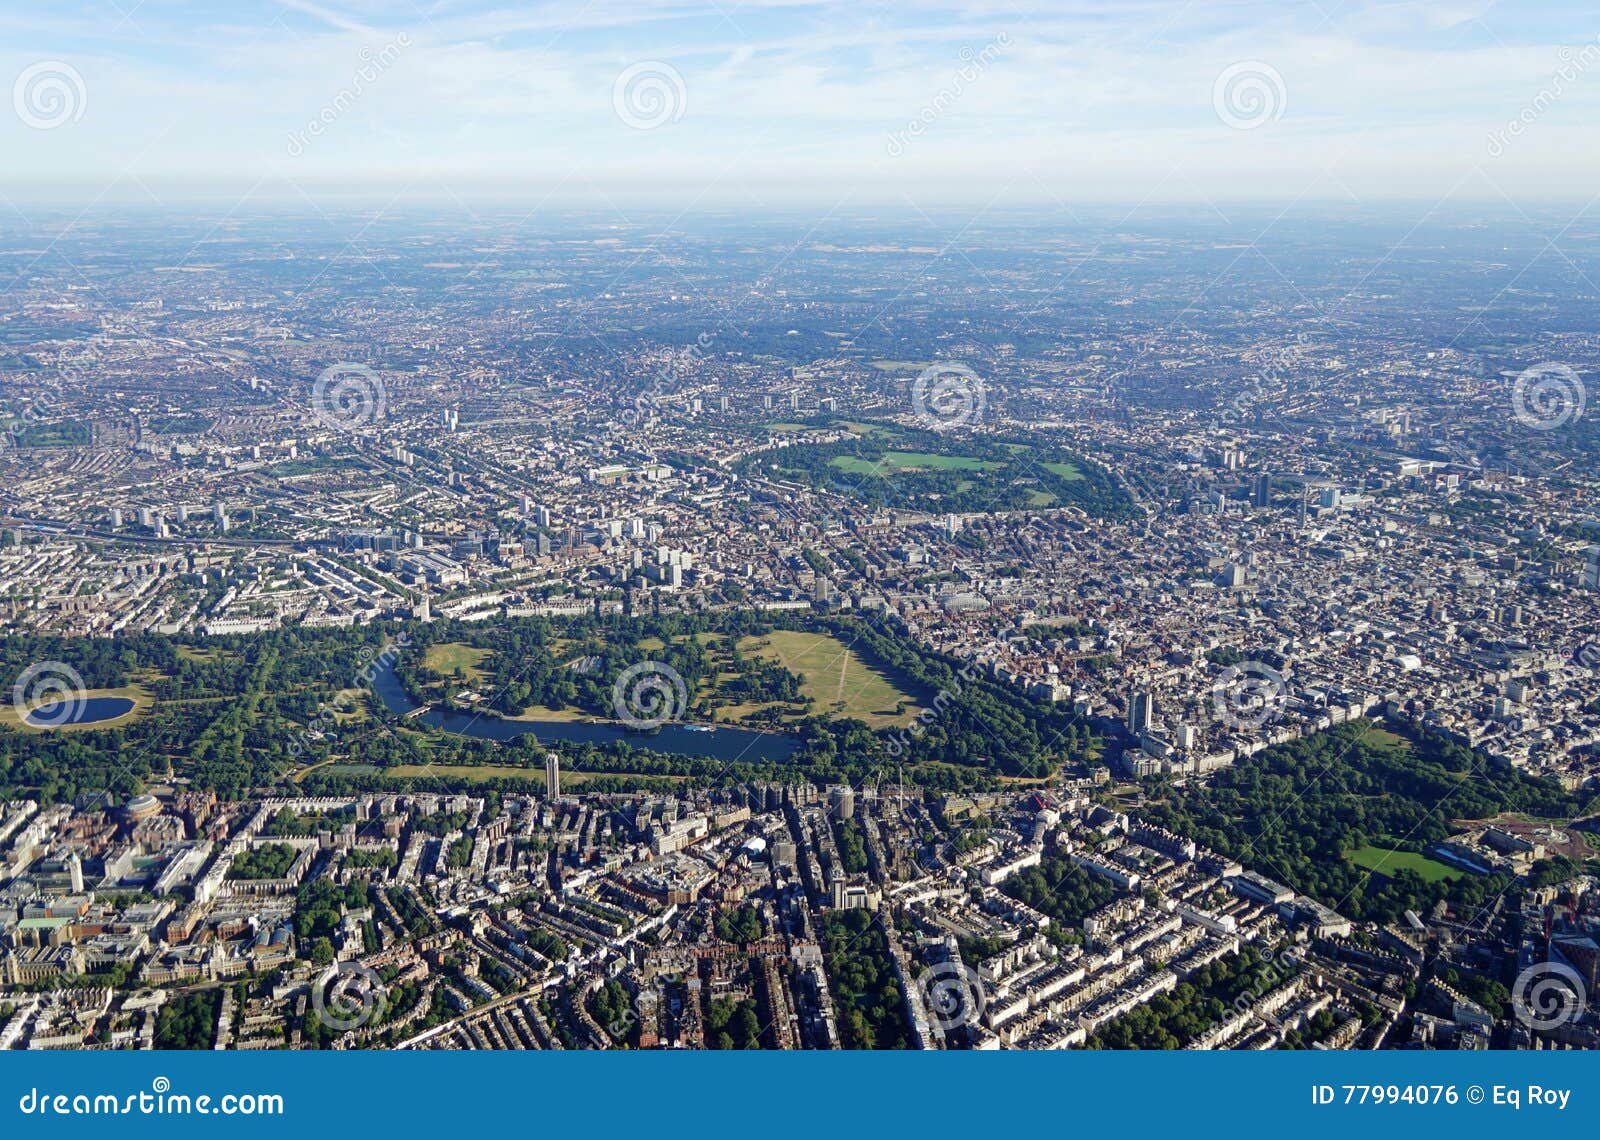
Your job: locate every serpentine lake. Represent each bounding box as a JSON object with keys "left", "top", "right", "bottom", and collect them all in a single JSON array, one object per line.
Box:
[{"left": 370, "top": 661, "right": 798, "bottom": 763}]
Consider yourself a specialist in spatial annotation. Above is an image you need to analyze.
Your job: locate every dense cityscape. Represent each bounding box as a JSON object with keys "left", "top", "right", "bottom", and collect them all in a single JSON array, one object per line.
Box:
[{"left": 0, "top": 205, "right": 1595, "bottom": 1052}]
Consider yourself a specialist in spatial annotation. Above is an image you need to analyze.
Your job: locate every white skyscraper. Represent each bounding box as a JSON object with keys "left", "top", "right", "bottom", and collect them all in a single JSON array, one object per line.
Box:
[{"left": 544, "top": 752, "right": 560, "bottom": 800}]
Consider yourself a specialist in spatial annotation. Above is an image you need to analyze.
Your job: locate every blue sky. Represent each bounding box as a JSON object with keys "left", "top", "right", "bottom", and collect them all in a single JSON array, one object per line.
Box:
[{"left": 3, "top": 0, "right": 1598, "bottom": 205}]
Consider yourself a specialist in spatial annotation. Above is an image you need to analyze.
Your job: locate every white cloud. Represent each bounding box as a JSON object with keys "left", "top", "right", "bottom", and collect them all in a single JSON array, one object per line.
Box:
[{"left": 2, "top": 0, "right": 1598, "bottom": 202}]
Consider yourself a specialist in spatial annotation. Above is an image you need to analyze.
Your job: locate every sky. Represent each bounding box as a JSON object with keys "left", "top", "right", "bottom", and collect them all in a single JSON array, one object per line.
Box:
[{"left": 3, "top": 0, "right": 1599, "bottom": 208}]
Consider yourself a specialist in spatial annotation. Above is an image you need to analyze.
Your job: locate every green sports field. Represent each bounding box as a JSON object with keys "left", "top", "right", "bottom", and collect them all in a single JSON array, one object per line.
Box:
[{"left": 1347, "top": 844, "right": 1463, "bottom": 883}]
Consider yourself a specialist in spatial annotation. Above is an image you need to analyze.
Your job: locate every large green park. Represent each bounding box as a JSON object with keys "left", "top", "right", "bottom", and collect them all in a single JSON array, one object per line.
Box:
[{"left": 739, "top": 419, "right": 1135, "bottom": 517}]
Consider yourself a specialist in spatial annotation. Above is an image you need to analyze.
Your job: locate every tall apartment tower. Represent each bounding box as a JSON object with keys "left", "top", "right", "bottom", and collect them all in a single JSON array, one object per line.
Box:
[
  {"left": 1252, "top": 472, "right": 1271, "bottom": 508},
  {"left": 544, "top": 752, "right": 561, "bottom": 800},
  {"left": 1128, "top": 689, "right": 1154, "bottom": 735}
]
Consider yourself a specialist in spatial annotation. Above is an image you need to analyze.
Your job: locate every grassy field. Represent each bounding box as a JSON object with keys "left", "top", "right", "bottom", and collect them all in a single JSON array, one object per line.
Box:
[
  {"left": 1348, "top": 844, "right": 1463, "bottom": 884},
  {"left": 1041, "top": 459, "right": 1085, "bottom": 481},
  {"left": 1365, "top": 727, "right": 1411, "bottom": 750},
  {"left": 503, "top": 706, "right": 591, "bottom": 722},
  {"left": 738, "top": 629, "right": 919, "bottom": 728},
  {"left": 636, "top": 632, "right": 724, "bottom": 652},
  {"left": 389, "top": 763, "right": 564, "bottom": 786},
  {"left": 0, "top": 684, "right": 153, "bottom": 732},
  {"left": 829, "top": 451, "right": 1001, "bottom": 477},
  {"left": 414, "top": 628, "right": 913, "bottom": 731},
  {"left": 423, "top": 642, "right": 492, "bottom": 684}
]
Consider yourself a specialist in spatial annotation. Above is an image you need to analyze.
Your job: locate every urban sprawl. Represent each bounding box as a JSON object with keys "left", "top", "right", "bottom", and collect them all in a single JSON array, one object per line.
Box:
[{"left": 0, "top": 209, "right": 1596, "bottom": 1051}]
